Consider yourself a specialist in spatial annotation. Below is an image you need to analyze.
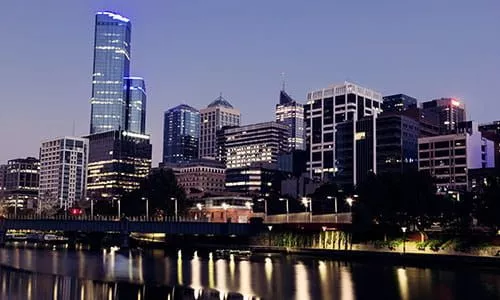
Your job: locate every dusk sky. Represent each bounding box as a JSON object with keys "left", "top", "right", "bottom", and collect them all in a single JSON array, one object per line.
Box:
[{"left": 0, "top": 0, "right": 498, "bottom": 165}]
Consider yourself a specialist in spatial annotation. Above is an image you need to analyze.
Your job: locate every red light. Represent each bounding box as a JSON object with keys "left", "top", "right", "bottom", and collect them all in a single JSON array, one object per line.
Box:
[{"left": 70, "top": 208, "right": 83, "bottom": 216}]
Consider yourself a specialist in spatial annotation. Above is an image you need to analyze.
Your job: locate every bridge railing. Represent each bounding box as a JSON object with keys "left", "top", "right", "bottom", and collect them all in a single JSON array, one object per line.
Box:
[
  {"left": 2, "top": 214, "right": 210, "bottom": 222},
  {"left": 252, "top": 212, "right": 352, "bottom": 224}
]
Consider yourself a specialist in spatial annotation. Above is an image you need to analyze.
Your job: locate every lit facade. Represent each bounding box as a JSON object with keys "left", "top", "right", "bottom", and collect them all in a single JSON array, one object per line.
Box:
[
  {"left": 418, "top": 122, "right": 494, "bottom": 191},
  {"left": 39, "top": 137, "right": 88, "bottom": 209},
  {"left": 304, "top": 81, "right": 383, "bottom": 180},
  {"left": 86, "top": 130, "right": 151, "bottom": 201},
  {"left": 3, "top": 157, "right": 40, "bottom": 209},
  {"left": 275, "top": 90, "right": 305, "bottom": 150},
  {"left": 163, "top": 104, "right": 200, "bottom": 163},
  {"left": 421, "top": 98, "right": 466, "bottom": 134},
  {"left": 90, "top": 12, "right": 131, "bottom": 134},
  {"left": 225, "top": 162, "right": 286, "bottom": 195},
  {"left": 188, "top": 196, "right": 254, "bottom": 223},
  {"left": 218, "top": 121, "right": 289, "bottom": 169},
  {"left": 199, "top": 95, "right": 241, "bottom": 159},
  {"left": 125, "top": 77, "right": 146, "bottom": 134},
  {"left": 161, "top": 159, "right": 225, "bottom": 198}
]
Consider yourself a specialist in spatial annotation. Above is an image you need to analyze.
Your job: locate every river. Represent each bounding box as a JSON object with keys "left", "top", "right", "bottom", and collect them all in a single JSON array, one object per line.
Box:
[{"left": 0, "top": 245, "right": 498, "bottom": 299}]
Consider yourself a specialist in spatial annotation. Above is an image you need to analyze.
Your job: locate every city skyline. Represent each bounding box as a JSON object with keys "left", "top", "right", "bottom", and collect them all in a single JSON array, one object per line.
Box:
[{"left": 0, "top": 1, "right": 499, "bottom": 164}]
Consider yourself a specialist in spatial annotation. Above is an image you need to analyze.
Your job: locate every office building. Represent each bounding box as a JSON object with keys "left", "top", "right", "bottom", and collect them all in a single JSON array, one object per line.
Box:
[
  {"left": 39, "top": 137, "right": 88, "bottom": 209},
  {"left": 217, "top": 121, "right": 289, "bottom": 169},
  {"left": 421, "top": 98, "right": 466, "bottom": 134},
  {"left": 0, "top": 164, "right": 6, "bottom": 196},
  {"left": 3, "top": 157, "right": 39, "bottom": 209},
  {"left": 90, "top": 11, "right": 131, "bottom": 134},
  {"left": 199, "top": 95, "right": 241, "bottom": 159},
  {"left": 376, "top": 114, "right": 419, "bottom": 174},
  {"left": 382, "top": 94, "right": 417, "bottom": 113},
  {"left": 161, "top": 159, "right": 225, "bottom": 198},
  {"left": 418, "top": 122, "right": 494, "bottom": 192},
  {"left": 86, "top": 130, "right": 151, "bottom": 201},
  {"left": 479, "top": 121, "right": 500, "bottom": 168},
  {"left": 304, "top": 81, "right": 383, "bottom": 180},
  {"left": 163, "top": 104, "right": 200, "bottom": 163},
  {"left": 225, "top": 163, "right": 286, "bottom": 195},
  {"left": 399, "top": 107, "right": 440, "bottom": 137},
  {"left": 275, "top": 90, "right": 305, "bottom": 150},
  {"left": 125, "top": 77, "right": 147, "bottom": 134}
]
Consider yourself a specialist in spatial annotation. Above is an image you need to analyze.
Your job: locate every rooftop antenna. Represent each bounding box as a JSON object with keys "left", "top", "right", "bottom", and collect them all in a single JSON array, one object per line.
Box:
[{"left": 281, "top": 72, "right": 286, "bottom": 91}]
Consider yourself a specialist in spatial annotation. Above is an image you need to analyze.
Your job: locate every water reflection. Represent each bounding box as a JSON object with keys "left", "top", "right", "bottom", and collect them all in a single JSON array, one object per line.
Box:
[{"left": 0, "top": 247, "right": 498, "bottom": 299}]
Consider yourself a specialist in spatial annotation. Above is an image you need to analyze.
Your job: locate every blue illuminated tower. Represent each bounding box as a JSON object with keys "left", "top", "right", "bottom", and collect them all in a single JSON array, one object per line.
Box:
[
  {"left": 90, "top": 11, "right": 132, "bottom": 134},
  {"left": 125, "top": 77, "right": 146, "bottom": 134},
  {"left": 163, "top": 104, "right": 200, "bottom": 163}
]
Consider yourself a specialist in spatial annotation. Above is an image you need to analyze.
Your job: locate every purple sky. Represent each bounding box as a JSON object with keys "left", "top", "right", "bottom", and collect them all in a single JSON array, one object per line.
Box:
[{"left": 0, "top": 0, "right": 498, "bottom": 165}]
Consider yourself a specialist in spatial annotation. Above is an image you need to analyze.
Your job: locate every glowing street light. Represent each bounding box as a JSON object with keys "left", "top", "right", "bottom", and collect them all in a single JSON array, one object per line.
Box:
[
  {"left": 327, "top": 196, "right": 338, "bottom": 214},
  {"left": 257, "top": 198, "right": 267, "bottom": 216},
  {"left": 301, "top": 197, "right": 313, "bottom": 222},
  {"left": 141, "top": 197, "right": 149, "bottom": 219},
  {"left": 279, "top": 198, "right": 289, "bottom": 222},
  {"left": 170, "top": 197, "right": 178, "bottom": 219},
  {"left": 401, "top": 226, "right": 407, "bottom": 254}
]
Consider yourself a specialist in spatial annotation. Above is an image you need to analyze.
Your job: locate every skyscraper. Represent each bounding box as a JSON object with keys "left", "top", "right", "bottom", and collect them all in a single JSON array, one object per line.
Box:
[
  {"left": 87, "top": 12, "right": 151, "bottom": 202},
  {"left": 3, "top": 157, "right": 39, "bottom": 210},
  {"left": 125, "top": 77, "right": 146, "bottom": 134},
  {"left": 39, "top": 137, "right": 88, "bottom": 209},
  {"left": 421, "top": 98, "right": 466, "bottom": 134},
  {"left": 199, "top": 95, "right": 241, "bottom": 159},
  {"left": 163, "top": 104, "right": 200, "bottom": 163},
  {"left": 382, "top": 94, "right": 417, "bottom": 112},
  {"left": 90, "top": 11, "right": 131, "bottom": 134},
  {"left": 275, "top": 90, "right": 305, "bottom": 150},
  {"left": 304, "top": 82, "right": 383, "bottom": 180}
]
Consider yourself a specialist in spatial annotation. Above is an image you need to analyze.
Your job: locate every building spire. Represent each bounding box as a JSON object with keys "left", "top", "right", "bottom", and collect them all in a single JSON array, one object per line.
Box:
[{"left": 281, "top": 72, "right": 286, "bottom": 91}]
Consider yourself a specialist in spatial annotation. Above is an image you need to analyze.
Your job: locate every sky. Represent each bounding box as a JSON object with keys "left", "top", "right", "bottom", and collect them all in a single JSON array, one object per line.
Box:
[{"left": 0, "top": 0, "right": 499, "bottom": 165}]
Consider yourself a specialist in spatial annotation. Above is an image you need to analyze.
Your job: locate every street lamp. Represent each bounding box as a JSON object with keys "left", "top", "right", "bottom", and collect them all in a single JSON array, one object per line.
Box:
[
  {"left": 245, "top": 201, "right": 253, "bottom": 210},
  {"left": 257, "top": 198, "right": 267, "bottom": 217},
  {"left": 196, "top": 203, "right": 203, "bottom": 220},
  {"left": 279, "top": 198, "right": 289, "bottom": 223},
  {"left": 170, "top": 197, "right": 178, "bottom": 220},
  {"left": 222, "top": 202, "right": 229, "bottom": 222},
  {"left": 141, "top": 197, "right": 149, "bottom": 219},
  {"left": 301, "top": 197, "right": 313, "bottom": 222},
  {"left": 267, "top": 225, "right": 273, "bottom": 246},
  {"left": 327, "top": 196, "right": 338, "bottom": 214},
  {"left": 401, "top": 226, "right": 407, "bottom": 254}
]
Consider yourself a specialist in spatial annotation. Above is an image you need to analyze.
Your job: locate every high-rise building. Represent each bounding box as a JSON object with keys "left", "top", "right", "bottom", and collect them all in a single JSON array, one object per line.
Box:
[
  {"left": 3, "top": 157, "right": 39, "bottom": 209},
  {"left": 225, "top": 162, "right": 286, "bottom": 195},
  {"left": 125, "top": 77, "right": 147, "bottom": 134},
  {"left": 86, "top": 130, "right": 151, "bottom": 202},
  {"left": 421, "top": 98, "right": 466, "bottom": 134},
  {"left": 382, "top": 94, "right": 417, "bottom": 113},
  {"left": 276, "top": 90, "right": 305, "bottom": 150},
  {"left": 418, "top": 122, "right": 494, "bottom": 192},
  {"left": 217, "top": 121, "right": 289, "bottom": 169},
  {"left": 90, "top": 11, "right": 131, "bottom": 134},
  {"left": 163, "top": 104, "right": 200, "bottom": 163},
  {"left": 0, "top": 164, "right": 6, "bottom": 196},
  {"left": 304, "top": 81, "right": 383, "bottom": 180},
  {"left": 87, "top": 12, "right": 152, "bottom": 203},
  {"left": 479, "top": 121, "right": 500, "bottom": 168},
  {"left": 199, "top": 95, "right": 241, "bottom": 159},
  {"left": 39, "top": 137, "right": 88, "bottom": 209}
]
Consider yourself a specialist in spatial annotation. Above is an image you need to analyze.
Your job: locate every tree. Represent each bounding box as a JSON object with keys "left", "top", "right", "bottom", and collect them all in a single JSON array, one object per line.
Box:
[
  {"left": 37, "top": 191, "right": 59, "bottom": 216},
  {"left": 475, "top": 175, "right": 500, "bottom": 230},
  {"left": 121, "top": 168, "right": 187, "bottom": 217}
]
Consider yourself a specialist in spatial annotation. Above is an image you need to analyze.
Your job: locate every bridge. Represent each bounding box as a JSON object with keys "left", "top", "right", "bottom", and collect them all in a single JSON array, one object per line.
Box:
[{"left": 0, "top": 213, "right": 352, "bottom": 248}]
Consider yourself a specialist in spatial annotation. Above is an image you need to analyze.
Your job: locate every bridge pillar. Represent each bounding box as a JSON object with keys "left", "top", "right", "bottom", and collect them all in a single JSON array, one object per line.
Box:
[
  {"left": 0, "top": 218, "right": 6, "bottom": 247},
  {"left": 119, "top": 217, "right": 130, "bottom": 249}
]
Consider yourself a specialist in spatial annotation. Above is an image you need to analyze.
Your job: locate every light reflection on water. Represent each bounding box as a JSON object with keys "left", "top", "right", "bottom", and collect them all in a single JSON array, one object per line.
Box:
[{"left": 0, "top": 247, "right": 498, "bottom": 299}]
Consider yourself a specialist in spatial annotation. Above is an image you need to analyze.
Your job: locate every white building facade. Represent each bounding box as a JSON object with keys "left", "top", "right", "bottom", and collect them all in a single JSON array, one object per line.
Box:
[
  {"left": 39, "top": 137, "right": 89, "bottom": 209},
  {"left": 199, "top": 95, "right": 241, "bottom": 159},
  {"left": 304, "top": 82, "right": 383, "bottom": 180},
  {"left": 418, "top": 123, "right": 494, "bottom": 191}
]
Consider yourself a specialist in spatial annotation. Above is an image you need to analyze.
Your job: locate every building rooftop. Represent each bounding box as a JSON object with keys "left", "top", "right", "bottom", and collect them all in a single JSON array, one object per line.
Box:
[{"left": 207, "top": 94, "right": 234, "bottom": 109}]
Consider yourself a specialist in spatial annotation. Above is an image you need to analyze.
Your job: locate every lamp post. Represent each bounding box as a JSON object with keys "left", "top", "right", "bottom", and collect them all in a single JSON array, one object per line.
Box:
[
  {"left": 322, "top": 226, "right": 327, "bottom": 248},
  {"left": 86, "top": 197, "right": 94, "bottom": 219},
  {"left": 13, "top": 197, "right": 17, "bottom": 219},
  {"left": 222, "top": 202, "right": 229, "bottom": 222},
  {"left": 142, "top": 197, "right": 149, "bottom": 219},
  {"left": 267, "top": 225, "right": 273, "bottom": 246},
  {"left": 196, "top": 202, "right": 203, "bottom": 220},
  {"left": 401, "top": 226, "right": 407, "bottom": 254},
  {"left": 301, "top": 197, "right": 313, "bottom": 222},
  {"left": 327, "top": 196, "right": 338, "bottom": 214},
  {"left": 117, "top": 198, "right": 121, "bottom": 219},
  {"left": 170, "top": 197, "right": 178, "bottom": 220},
  {"left": 257, "top": 198, "right": 267, "bottom": 218},
  {"left": 279, "top": 198, "right": 289, "bottom": 223}
]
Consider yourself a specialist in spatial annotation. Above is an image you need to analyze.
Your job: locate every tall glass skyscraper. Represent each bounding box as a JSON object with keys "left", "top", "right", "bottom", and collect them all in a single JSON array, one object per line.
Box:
[
  {"left": 275, "top": 90, "right": 305, "bottom": 150},
  {"left": 163, "top": 104, "right": 200, "bottom": 163},
  {"left": 125, "top": 77, "right": 146, "bottom": 134},
  {"left": 90, "top": 11, "right": 131, "bottom": 134}
]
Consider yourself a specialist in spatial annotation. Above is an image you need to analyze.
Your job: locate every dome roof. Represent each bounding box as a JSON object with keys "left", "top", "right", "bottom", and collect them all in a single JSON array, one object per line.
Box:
[{"left": 207, "top": 94, "right": 234, "bottom": 109}]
